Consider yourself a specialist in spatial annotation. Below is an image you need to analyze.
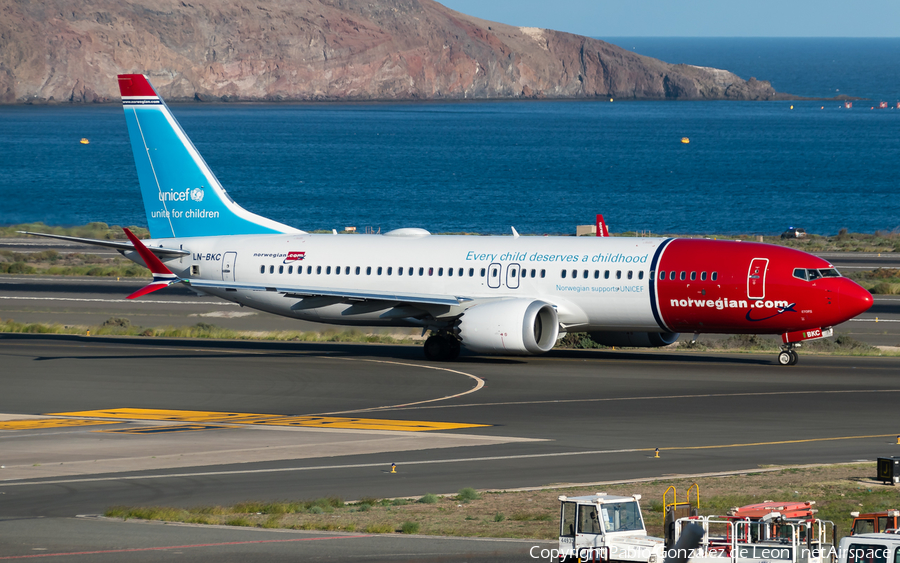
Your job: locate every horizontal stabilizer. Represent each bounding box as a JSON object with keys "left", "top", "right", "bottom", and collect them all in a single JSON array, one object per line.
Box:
[
  {"left": 122, "top": 228, "right": 181, "bottom": 299},
  {"left": 18, "top": 231, "right": 189, "bottom": 257}
]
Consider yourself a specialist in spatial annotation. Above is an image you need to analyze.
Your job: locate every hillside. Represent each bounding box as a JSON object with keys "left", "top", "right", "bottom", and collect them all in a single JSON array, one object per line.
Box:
[{"left": 0, "top": 0, "right": 787, "bottom": 103}]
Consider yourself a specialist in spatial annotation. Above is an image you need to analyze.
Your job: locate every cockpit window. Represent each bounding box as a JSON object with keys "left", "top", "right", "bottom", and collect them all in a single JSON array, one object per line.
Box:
[{"left": 794, "top": 268, "right": 841, "bottom": 282}]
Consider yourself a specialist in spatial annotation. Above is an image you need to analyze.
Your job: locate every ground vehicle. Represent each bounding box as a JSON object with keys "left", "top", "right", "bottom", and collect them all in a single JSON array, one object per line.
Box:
[
  {"left": 557, "top": 493, "right": 665, "bottom": 562},
  {"left": 837, "top": 532, "right": 900, "bottom": 563},
  {"left": 781, "top": 227, "right": 808, "bottom": 239},
  {"left": 671, "top": 501, "right": 835, "bottom": 563},
  {"left": 851, "top": 511, "right": 900, "bottom": 536}
]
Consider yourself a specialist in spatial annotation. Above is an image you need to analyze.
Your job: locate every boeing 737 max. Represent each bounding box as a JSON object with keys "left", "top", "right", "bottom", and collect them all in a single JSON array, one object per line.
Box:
[{"left": 22, "top": 74, "right": 873, "bottom": 365}]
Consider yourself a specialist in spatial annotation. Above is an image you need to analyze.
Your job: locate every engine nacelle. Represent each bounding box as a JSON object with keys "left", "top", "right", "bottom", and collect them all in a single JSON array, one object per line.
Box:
[
  {"left": 458, "top": 299, "right": 559, "bottom": 355},
  {"left": 588, "top": 331, "right": 680, "bottom": 348}
]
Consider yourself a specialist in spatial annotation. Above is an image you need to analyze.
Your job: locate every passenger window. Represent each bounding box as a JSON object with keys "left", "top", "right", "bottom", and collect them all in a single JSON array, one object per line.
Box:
[
  {"left": 459, "top": 268, "right": 464, "bottom": 276},
  {"left": 616, "top": 270, "right": 622, "bottom": 280},
  {"left": 594, "top": 270, "right": 600, "bottom": 279},
  {"left": 377, "top": 267, "right": 382, "bottom": 275},
  {"left": 366, "top": 266, "right": 371, "bottom": 275},
  {"left": 680, "top": 271, "right": 686, "bottom": 281},
  {"left": 429, "top": 268, "right": 434, "bottom": 276},
  {"left": 288, "top": 266, "right": 293, "bottom": 274},
  {"left": 447, "top": 268, "right": 452, "bottom": 277},
  {"left": 335, "top": 266, "right": 341, "bottom": 275},
  {"left": 659, "top": 271, "right": 665, "bottom": 280},
  {"left": 540, "top": 269, "right": 546, "bottom": 278},
  {"left": 469, "top": 268, "right": 475, "bottom": 277},
  {"left": 638, "top": 271, "right": 644, "bottom": 280},
  {"left": 387, "top": 267, "right": 392, "bottom": 275},
  {"left": 480, "top": 268, "right": 486, "bottom": 277},
  {"left": 327, "top": 266, "right": 332, "bottom": 274},
  {"left": 532, "top": 269, "right": 537, "bottom": 278},
  {"left": 627, "top": 271, "right": 633, "bottom": 280},
  {"left": 345, "top": 266, "right": 350, "bottom": 275},
  {"left": 581, "top": 270, "right": 587, "bottom": 279},
  {"left": 419, "top": 267, "right": 424, "bottom": 276},
  {"left": 269, "top": 265, "right": 274, "bottom": 274},
  {"left": 572, "top": 269, "right": 577, "bottom": 279},
  {"left": 316, "top": 266, "right": 322, "bottom": 274},
  {"left": 511, "top": 269, "right": 516, "bottom": 277},
  {"left": 690, "top": 271, "right": 696, "bottom": 281},
  {"left": 561, "top": 270, "right": 567, "bottom": 279},
  {"left": 355, "top": 266, "right": 360, "bottom": 275},
  {"left": 260, "top": 265, "right": 265, "bottom": 274},
  {"left": 700, "top": 271, "right": 707, "bottom": 281},
  {"left": 398, "top": 267, "right": 403, "bottom": 276},
  {"left": 409, "top": 267, "right": 413, "bottom": 276},
  {"left": 711, "top": 271, "right": 718, "bottom": 281}
]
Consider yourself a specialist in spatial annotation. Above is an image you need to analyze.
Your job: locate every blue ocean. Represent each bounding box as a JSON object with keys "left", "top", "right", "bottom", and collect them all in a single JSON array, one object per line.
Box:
[{"left": 0, "top": 38, "right": 898, "bottom": 235}]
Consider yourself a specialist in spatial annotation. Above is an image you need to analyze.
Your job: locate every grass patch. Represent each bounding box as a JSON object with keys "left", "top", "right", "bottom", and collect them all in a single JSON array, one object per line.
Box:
[
  {"left": 417, "top": 493, "right": 439, "bottom": 504},
  {"left": 456, "top": 488, "right": 481, "bottom": 502},
  {"left": 102, "top": 463, "right": 900, "bottom": 541}
]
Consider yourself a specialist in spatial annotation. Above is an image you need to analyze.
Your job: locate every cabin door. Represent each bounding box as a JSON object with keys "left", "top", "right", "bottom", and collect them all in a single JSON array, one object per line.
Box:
[
  {"left": 222, "top": 252, "right": 237, "bottom": 282},
  {"left": 747, "top": 258, "right": 768, "bottom": 300}
]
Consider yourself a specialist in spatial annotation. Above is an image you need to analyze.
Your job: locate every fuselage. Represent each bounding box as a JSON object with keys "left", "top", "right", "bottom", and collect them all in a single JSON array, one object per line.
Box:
[{"left": 129, "top": 232, "right": 872, "bottom": 337}]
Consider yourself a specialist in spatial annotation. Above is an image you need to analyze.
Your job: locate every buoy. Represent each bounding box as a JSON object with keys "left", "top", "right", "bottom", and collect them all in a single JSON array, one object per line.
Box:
[
  {"left": 790, "top": 105, "right": 793, "bottom": 110},
  {"left": 80, "top": 138, "right": 89, "bottom": 145},
  {"left": 609, "top": 98, "right": 613, "bottom": 102},
  {"left": 86, "top": 329, "right": 90, "bottom": 337},
  {"left": 654, "top": 448, "right": 660, "bottom": 458},
  {"left": 681, "top": 137, "right": 690, "bottom": 144},
  {"left": 390, "top": 463, "right": 397, "bottom": 474}
]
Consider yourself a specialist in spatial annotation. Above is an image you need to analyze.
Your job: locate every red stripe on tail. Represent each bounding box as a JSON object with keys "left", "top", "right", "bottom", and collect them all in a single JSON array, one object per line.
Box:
[{"left": 117, "top": 74, "right": 157, "bottom": 97}]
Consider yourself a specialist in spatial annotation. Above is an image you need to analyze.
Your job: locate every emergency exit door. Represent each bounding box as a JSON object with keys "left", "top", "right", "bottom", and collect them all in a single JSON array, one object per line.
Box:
[
  {"left": 222, "top": 252, "right": 237, "bottom": 282},
  {"left": 747, "top": 258, "right": 768, "bottom": 300}
]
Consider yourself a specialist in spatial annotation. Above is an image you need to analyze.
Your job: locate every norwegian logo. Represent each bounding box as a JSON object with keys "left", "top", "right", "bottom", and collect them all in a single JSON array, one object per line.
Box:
[{"left": 284, "top": 251, "right": 306, "bottom": 264}]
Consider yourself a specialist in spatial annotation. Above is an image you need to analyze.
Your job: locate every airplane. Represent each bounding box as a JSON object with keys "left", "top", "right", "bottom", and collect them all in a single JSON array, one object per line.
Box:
[{"left": 22, "top": 74, "right": 873, "bottom": 365}]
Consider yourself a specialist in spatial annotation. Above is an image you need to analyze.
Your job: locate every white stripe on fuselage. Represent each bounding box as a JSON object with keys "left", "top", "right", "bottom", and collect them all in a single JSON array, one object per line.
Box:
[{"left": 132, "top": 234, "right": 665, "bottom": 331}]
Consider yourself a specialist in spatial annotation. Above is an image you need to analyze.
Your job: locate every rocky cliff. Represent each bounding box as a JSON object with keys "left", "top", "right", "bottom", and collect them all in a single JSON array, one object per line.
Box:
[{"left": 0, "top": 0, "right": 787, "bottom": 103}]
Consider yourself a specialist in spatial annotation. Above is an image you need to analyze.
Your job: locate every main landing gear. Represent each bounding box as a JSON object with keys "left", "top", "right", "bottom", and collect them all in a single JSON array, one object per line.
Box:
[
  {"left": 423, "top": 333, "right": 461, "bottom": 361},
  {"left": 777, "top": 344, "right": 800, "bottom": 366}
]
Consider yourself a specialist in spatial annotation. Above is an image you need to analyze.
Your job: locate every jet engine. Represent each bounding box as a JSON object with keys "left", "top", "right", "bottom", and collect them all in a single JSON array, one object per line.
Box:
[
  {"left": 588, "top": 331, "right": 680, "bottom": 348},
  {"left": 458, "top": 299, "right": 559, "bottom": 355}
]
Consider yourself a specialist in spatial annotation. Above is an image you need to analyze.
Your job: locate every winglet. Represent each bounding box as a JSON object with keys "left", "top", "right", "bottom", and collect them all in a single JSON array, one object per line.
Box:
[
  {"left": 595, "top": 214, "right": 610, "bottom": 237},
  {"left": 123, "top": 228, "right": 180, "bottom": 299}
]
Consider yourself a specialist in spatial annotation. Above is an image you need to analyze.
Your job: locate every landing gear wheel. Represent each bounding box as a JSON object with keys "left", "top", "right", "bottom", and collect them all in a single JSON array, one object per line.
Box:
[
  {"left": 788, "top": 350, "right": 799, "bottom": 365},
  {"left": 424, "top": 335, "right": 451, "bottom": 361},
  {"left": 448, "top": 339, "right": 461, "bottom": 360},
  {"left": 777, "top": 351, "right": 793, "bottom": 366}
]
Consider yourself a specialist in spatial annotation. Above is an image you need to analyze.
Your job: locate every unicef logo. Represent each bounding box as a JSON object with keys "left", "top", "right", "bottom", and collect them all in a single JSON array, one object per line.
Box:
[{"left": 190, "top": 187, "right": 205, "bottom": 202}]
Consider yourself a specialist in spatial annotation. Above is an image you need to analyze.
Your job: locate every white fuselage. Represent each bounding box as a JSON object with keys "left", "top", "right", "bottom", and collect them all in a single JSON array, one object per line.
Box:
[{"left": 129, "top": 232, "right": 665, "bottom": 332}]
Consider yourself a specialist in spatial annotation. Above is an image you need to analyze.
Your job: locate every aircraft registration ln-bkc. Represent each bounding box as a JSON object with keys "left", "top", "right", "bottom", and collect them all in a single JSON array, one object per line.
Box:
[{"left": 23, "top": 74, "right": 872, "bottom": 365}]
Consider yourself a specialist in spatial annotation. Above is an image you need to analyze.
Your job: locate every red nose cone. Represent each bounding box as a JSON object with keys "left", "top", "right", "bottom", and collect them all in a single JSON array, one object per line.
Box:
[{"left": 840, "top": 279, "right": 873, "bottom": 320}]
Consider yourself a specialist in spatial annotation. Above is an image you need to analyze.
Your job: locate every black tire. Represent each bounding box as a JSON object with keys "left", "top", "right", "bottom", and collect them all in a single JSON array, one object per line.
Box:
[
  {"left": 777, "top": 351, "right": 792, "bottom": 365},
  {"left": 423, "top": 335, "right": 451, "bottom": 361},
  {"left": 448, "top": 339, "right": 461, "bottom": 360},
  {"left": 789, "top": 350, "right": 799, "bottom": 365}
]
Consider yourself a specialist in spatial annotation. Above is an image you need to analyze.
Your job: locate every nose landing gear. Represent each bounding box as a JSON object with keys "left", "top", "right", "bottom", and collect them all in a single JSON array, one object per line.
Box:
[{"left": 777, "top": 344, "right": 799, "bottom": 366}]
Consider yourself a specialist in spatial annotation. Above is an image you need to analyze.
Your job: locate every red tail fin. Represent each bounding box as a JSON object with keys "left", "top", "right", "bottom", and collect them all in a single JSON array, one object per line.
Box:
[{"left": 596, "top": 214, "right": 610, "bottom": 237}]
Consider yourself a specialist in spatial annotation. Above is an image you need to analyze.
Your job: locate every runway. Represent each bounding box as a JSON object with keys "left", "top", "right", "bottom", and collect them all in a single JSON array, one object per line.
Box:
[{"left": 2, "top": 335, "right": 899, "bottom": 519}]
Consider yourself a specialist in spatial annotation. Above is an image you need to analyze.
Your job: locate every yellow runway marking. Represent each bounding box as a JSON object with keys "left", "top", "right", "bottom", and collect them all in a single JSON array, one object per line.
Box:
[
  {"left": 0, "top": 418, "right": 121, "bottom": 430},
  {"left": 657, "top": 433, "right": 900, "bottom": 452},
  {"left": 95, "top": 424, "right": 234, "bottom": 434},
  {"left": 49, "top": 408, "right": 489, "bottom": 432}
]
